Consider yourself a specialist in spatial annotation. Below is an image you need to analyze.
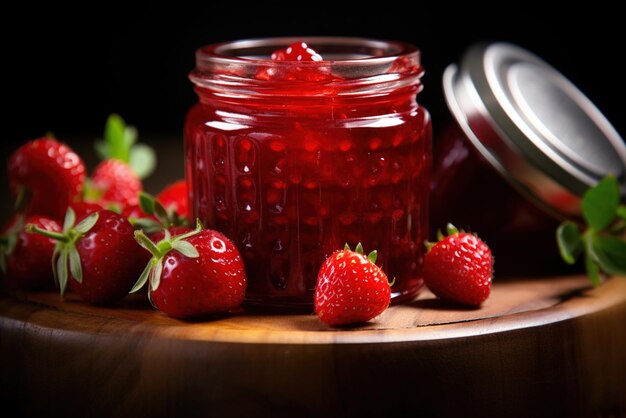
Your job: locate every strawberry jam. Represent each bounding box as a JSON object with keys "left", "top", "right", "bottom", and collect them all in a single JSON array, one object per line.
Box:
[{"left": 186, "top": 38, "right": 431, "bottom": 309}]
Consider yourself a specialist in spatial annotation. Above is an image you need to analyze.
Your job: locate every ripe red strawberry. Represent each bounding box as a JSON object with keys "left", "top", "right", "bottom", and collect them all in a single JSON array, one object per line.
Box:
[
  {"left": 8, "top": 138, "right": 86, "bottom": 219},
  {"left": 1, "top": 215, "right": 61, "bottom": 290},
  {"left": 128, "top": 226, "right": 194, "bottom": 294},
  {"left": 90, "top": 159, "right": 142, "bottom": 208},
  {"left": 424, "top": 224, "right": 494, "bottom": 306},
  {"left": 271, "top": 41, "right": 323, "bottom": 62},
  {"left": 26, "top": 208, "right": 146, "bottom": 304},
  {"left": 156, "top": 180, "right": 189, "bottom": 220},
  {"left": 131, "top": 223, "right": 247, "bottom": 318},
  {"left": 314, "top": 243, "right": 391, "bottom": 326}
]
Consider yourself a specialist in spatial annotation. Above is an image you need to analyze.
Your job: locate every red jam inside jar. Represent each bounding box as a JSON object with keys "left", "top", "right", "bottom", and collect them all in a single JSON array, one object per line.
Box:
[
  {"left": 185, "top": 38, "right": 431, "bottom": 309},
  {"left": 431, "top": 123, "right": 572, "bottom": 276}
]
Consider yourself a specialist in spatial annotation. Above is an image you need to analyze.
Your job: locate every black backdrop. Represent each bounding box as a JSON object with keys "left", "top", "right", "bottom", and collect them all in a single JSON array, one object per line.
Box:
[{"left": 1, "top": 3, "right": 624, "bottom": 215}]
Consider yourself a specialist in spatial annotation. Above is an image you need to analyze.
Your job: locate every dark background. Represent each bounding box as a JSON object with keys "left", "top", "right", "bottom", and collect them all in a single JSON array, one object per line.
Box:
[{"left": 2, "top": 3, "right": 624, "bottom": 216}]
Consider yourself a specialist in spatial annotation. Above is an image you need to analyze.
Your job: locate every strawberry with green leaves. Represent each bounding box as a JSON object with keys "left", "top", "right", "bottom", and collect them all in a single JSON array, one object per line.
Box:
[
  {"left": 557, "top": 175, "right": 626, "bottom": 285},
  {"left": 26, "top": 208, "right": 146, "bottom": 304},
  {"left": 93, "top": 114, "right": 156, "bottom": 180},
  {"left": 131, "top": 221, "right": 247, "bottom": 318},
  {"left": 314, "top": 243, "right": 392, "bottom": 326},
  {"left": 87, "top": 114, "right": 156, "bottom": 209},
  {"left": 424, "top": 224, "right": 494, "bottom": 306}
]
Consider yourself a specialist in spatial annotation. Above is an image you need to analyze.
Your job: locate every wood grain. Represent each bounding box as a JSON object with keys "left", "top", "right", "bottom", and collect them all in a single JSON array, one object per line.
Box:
[{"left": 1, "top": 275, "right": 625, "bottom": 418}]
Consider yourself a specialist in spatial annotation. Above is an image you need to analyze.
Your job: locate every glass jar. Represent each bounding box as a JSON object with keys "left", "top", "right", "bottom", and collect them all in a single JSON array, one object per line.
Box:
[
  {"left": 185, "top": 37, "right": 431, "bottom": 309},
  {"left": 432, "top": 43, "right": 626, "bottom": 276}
]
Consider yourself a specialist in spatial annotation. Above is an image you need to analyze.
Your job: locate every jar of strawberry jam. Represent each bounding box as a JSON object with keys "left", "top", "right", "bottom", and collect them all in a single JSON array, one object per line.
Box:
[
  {"left": 185, "top": 38, "right": 431, "bottom": 309},
  {"left": 432, "top": 43, "right": 626, "bottom": 276}
]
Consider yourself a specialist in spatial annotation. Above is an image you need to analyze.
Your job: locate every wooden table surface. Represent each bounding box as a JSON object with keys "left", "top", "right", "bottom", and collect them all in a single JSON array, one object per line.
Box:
[{"left": 1, "top": 275, "right": 625, "bottom": 418}]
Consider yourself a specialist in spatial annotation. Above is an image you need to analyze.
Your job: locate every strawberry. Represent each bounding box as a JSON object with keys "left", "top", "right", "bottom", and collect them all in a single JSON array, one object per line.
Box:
[
  {"left": 26, "top": 208, "right": 146, "bottom": 304},
  {"left": 314, "top": 243, "right": 391, "bottom": 326},
  {"left": 256, "top": 41, "right": 336, "bottom": 82},
  {"left": 88, "top": 113, "right": 157, "bottom": 210},
  {"left": 424, "top": 224, "right": 494, "bottom": 306},
  {"left": 131, "top": 222, "right": 247, "bottom": 318},
  {"left": 156, "top": 180, "right": 189, "bottom": 220},
  {"left": 271, "top": 41, "right": 323, "bottom": 62},
  {"left": 8, "top": 138, "right": 86, "bottom": 219},
  {"left": 90, "top": 159, "right": 142, "bottom": 208},
  {"left": 1, "top": 215, "right": 61, "bottom": 290},
  {"left": 94, "top": 114, "right": 156, "bottom": 180}
]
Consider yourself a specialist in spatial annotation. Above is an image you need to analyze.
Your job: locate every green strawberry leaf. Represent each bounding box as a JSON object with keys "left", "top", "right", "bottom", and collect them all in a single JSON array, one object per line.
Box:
[
  {"left": 74, "top": 212, "right": 99, "bottom": 234},
  {"left": 582, "top": 175, "right": 619, "bottom": 231},
  {"left": 131, "top": 218, "right": 163, "bottom": 234},
  {"left": 446, "top": 223, "right": 459, "bottom": 235},
  {"left": 129, "top": 143, "right": 156, "bottom": 179},
  {"left": 617, "top": 205, "right": 626, "bottom": 221},
  {"left": 139, "top": 192, "right": 156, "bottom": 215},
  {"left": 153, "top": 200, "right": 170, "bottom": 226},
  {"left": 355, "top": 243, "right": 364, "bottom": 255},
  {"left": 63, "top": 207, "right": 76, "bottom": 232},
  {"left": 150, "top": 258, "right": 163, "bottom": 291},
  {"left": 171, "top": 240, "right": 199, "bottom": 258},
  {"left": 124, "top": 126, "right": 138, "bottom": 149},
  {"left": 51, "top": 246, "right": 60, "bottom": 289},
  {"left": 68, "top": 247, "right": 83, "bottom": 283},
  {"left": 57, "top": 250, "right": 69, "bottom": 296},
  {"left": 592, "top": 235, "right": 626, "bottom": 276},
  {"left": 130, "top": 258, "right": 153, "bottom": 294},
  {"left": 94, "top": 140, "right": 109, "bottom": 161},
  {"left": 134, "top": 230, "right": 161, "bottom": 255},
  {"left": 343, "top": 243, "right": 350, "bottom": 251},
  {"left": 104, "top": 114, "right": 128, "bottom": 161},
  {"left": 367, "top": 250, "right": 377, "bottom": 264},
  {"left": 556, "top": 221, "right": 583, "bottom": 265}
]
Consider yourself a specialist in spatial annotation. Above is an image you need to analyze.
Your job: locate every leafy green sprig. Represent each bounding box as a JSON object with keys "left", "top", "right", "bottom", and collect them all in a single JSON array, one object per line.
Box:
[{"left": 556, "top": 176, "right": 626, "bottom": 285}]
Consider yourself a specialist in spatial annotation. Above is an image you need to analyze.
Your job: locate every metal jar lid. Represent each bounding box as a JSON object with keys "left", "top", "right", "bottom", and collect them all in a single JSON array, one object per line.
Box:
[{"left": 443, "top": 42, "right": 626, "bottom": 218}]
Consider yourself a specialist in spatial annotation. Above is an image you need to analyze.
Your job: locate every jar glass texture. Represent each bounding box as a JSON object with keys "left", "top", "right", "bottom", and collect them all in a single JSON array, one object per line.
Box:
[{"left": 185, "top": 38, "right": 432, "bottom": 309}]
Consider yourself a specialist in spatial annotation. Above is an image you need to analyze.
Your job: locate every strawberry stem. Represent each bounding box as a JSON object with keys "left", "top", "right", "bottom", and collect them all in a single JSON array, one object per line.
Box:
[
  {"left": 25, "top": 224, "right": 69, "bottom": 242},
  {"left": 134, "top": 230, "right": 163, "bottom": 258}
]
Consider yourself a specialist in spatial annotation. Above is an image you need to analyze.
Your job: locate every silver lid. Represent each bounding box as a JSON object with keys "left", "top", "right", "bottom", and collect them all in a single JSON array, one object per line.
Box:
[{"left": 443, "top": 42, "right": 626, "bottom": 218}]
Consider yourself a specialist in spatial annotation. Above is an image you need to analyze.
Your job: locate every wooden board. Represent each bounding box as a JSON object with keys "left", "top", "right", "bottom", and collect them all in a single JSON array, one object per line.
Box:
[{"left": 1, "top": 275, "right": 625, "bottom": 418}]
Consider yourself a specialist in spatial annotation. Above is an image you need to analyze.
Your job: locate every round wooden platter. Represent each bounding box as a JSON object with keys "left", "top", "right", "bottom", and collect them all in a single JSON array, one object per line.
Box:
[{"left": 1, "top": 275, "right": 625, "bottom": 418}]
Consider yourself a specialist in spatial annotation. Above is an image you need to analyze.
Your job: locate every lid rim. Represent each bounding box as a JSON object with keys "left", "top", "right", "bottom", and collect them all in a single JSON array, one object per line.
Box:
[
  {"left": 443, "top": 64, "right": 578, "bottom": 219},
  {"left": 444, "top": 42, "right": 626, "bottom": 213}
]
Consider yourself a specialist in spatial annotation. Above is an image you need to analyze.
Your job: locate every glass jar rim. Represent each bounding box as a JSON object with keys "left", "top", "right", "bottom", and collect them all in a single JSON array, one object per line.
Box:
[
  {"left": 195, "top": 37, "right": 419, "bottom": 70},
  {"left": 190, "top": 37, "right": 423, "bottom": 97}
]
